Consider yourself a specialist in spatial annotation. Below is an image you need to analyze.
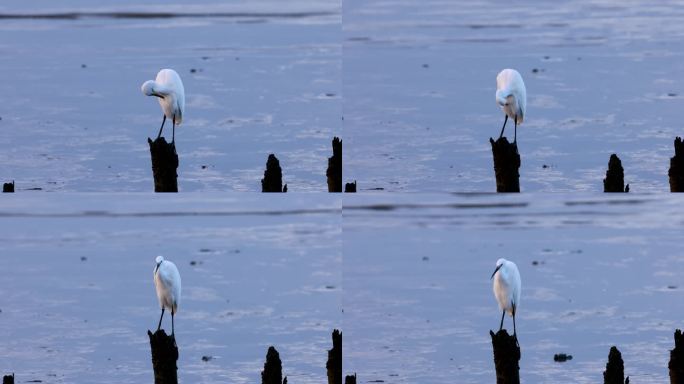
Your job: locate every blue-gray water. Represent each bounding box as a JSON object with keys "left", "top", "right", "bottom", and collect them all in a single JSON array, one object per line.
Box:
[
  {"left": 0, "top": 1, "right": 340, "bottom": 191},
  {"left": 344, "top": 194, "right": 684, "bottom": 383},
  {"left": 344, "top": 0, "right": 684, "bottom": 192},
  {"left": 0, "top": 194, "right": 341, "bottom": 384}
]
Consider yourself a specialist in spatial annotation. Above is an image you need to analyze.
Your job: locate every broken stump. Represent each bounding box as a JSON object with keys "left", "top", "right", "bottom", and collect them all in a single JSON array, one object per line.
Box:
[
  {"left": 262, "top": 154, "right": 286, "bottom": 192},
  {"left": 2, "top": 374, "right": 13, "bottom": 384},
  {"left": 670, "top": 329, "right": 684, "bottom": 383},
  {"left": 327, "top": 137, "right": 342, "bottom": 192},
  {"left": 604, "top": 154, "right": 628, "bottom": 192},
  {"left": 2, "top": 181, "right": 14, "bottom": 193},
  {"left": 490, "top": 329, "right": 520, "bottom": 384},
  {"left": 345, "top": 374, "right": 356, "bottom": 384},
  {"left": 490, "top": 137, "right": 520, "bottom": 192},
  {"left": 262, "top": 346, "right": 286, "bottom": 384},
  {"left": 669, "top": 137, "right": 684, "bottom": 192},
  {"left": 148, "top": 137, "right": 178, "bottom": 192},
  {"left": 148, "top": 329, "right": 178, "bottom": 384},
  {"left": 603, "top": 346, "right": 626, "bottom": 384},
  {"left": 327, "top": 329, "right": 342, "bottom": 384},
  {"left": 344, "top": 181, "right": 356, "bottom": 193}
]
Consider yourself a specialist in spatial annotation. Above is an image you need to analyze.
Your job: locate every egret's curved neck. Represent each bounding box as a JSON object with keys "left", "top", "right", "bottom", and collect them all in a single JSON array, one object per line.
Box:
[{"left": 151, "top": 83, "right": 172, "bottom": 98}]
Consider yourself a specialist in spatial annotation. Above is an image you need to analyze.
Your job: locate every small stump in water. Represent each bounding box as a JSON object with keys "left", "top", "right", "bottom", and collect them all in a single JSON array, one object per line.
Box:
[
  {"left": 262, "top": 346, "right": 287, "bottom": 384},
  {"left": 345, "top": 181, "right": 357, "bottom": 193},
  {"left": 148, "top": 137, "right": 178, "bottom": 192},
  {"left": 345, "top": 374, "right": 357, "bottom": 384},
  {"left": 490, "top": 137, "right": 520, "bottom": 192},
  {"left": 261, "top": 154, "right": 287, "bottom": 192},
  {"left": 3, "top": 374, "right": 14, "bottom": 384},
  {"left": 604, "top": 154, "right": 629, "bottom": 192},
  {"left": 148, "top": 329, "right": 178, "bottom": 384},
  {"left": 603, "top": 346, "right": 627, "bottom": 384},
  {"left": 670, "top": 329, "right": 684, "bottom": 383},
  {"left": 327, "top": 137, "right": 342, "bottom": 192},
  {"left": 490, "top": 329, "right": 520, "bottom": 384},
  {"left": 669, "top": 137, "right": 684, "bottom": 192},
  {"left": 2, "top": 181, "right": 14, "bottom": 193},
  {"left": 327, "top": 329, "right": 342, "bottom": 384}
]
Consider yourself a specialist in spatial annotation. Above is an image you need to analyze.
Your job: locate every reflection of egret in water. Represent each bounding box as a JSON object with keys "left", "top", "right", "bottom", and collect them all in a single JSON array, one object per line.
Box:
[
  {"left": 491, "top": 258, "right": 521, "bottom": 336},
  {"left": 495, "top": 68, "right": 526, "bottom": 143},
  {"left": 141, "top": 69, "right": 185, "bottom": 143},
  {"left": 154, "top": 255, "right": 182, "bottom": 335}
]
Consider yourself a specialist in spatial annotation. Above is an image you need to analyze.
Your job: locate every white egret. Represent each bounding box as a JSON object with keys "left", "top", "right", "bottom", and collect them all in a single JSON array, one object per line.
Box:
[
  {"left": 495, "top": 69, "right": 526, "bottom": 142},
  {"left": 141, "top": 69, "right": 185, "bottom": 143},
  {"left": 153, "top": 256, "right": 181, "bottom": 335},
  {"left": 491, "top": 258, "right": 521, "bottom": 336}
]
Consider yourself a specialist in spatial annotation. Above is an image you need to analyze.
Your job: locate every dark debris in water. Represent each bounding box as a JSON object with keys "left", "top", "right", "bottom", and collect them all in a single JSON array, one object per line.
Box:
[
  {"left": 201, "top": 355, "right": 213, "bottom": 362},
  {"left": 80, "top": 256, "right": 87, "bottom": 261},
  {"left": 668, "top": 285, "right": 678, "bottom": 290},
  {"left": 422, "top": 256, "right": 429, "bottom": 261},
  {"left": 554, "top": 353, "right": 573, "bottom": 362},
  {"left": 325, "top": 285, "right": 336, "bottom": 290}
]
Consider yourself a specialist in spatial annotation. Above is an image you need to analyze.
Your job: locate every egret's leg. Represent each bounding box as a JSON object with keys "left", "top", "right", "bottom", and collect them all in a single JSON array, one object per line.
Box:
[
  {"left": 172, "top": 115, "right": 176, "bottom": 144},
  {"left": 514, "top": 115, "right": 517, "bottom": 143},
  {"left": 157, "top": 308, "right": 165, "bottom": 331},
  {"left": 157, "top": 115, "right": 167, "bottom": 140},
  {"left": 499, "top": 310, "right": 505, "bottom": 331},
  {"left": 171, "top": 311, "right": 175, "bottom": 336},
  {"left": 498, "top": 115, "right": 508, "bottom": 139}
]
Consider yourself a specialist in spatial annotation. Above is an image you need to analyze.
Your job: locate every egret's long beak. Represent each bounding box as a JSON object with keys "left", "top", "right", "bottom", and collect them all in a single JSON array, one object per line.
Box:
[
  {"left": 155, "top": 262, "right": 161, "bottom": 274},
  {"left": 153, "top": 94, "right": 164, "bottom": 99},
  {"left": 490, "top": 264, "right": 502, "bottom": 280}
]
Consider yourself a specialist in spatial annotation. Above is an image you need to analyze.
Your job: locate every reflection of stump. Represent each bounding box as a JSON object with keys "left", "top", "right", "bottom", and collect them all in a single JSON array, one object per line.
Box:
[
  {"left": 669, "top": 329, "right": 684, "bottom": 383},
  {"left": 2, "top": 181, "right": 14, "bottom": 193},
  {"left": 327, "top": 137, "right": 342, "bottom": 192},
  {"left": 604, "top": 154, "right": 629, "bottom": 192},
  {"left": 262, "top": 154, "right": 286, "bottom": 192},
  {"left": 345, "top": 374, "right": 356, "bottom": 384},
  {"left": 669, "top": 137, "right": 684, "bottom": 192},
  {"left": 2, "top": 374, "right": 14, "bottom": 384},
  {"left": 490, "top": 330, "right": 520, "bottom": 384},
  {"left": 148, "top": 329, "right": 178, "bottom": 384},
  {"left": 344, "top": 181, "right": 356, "bottom": 193},
  {"left": 603, "top": 346, "right": 626, "bottom": 384},
  {"left": 327, "top": 329, "right": 342, "bottom": 384},
  {"left": 148, "top": 138, "right": 179, "bottom": 192},
  {"left": 262, "top": 346, "right": 287, "bottom": 384},
  {"left": 490, "top": 137, "right": 520, "bottom": 192}
]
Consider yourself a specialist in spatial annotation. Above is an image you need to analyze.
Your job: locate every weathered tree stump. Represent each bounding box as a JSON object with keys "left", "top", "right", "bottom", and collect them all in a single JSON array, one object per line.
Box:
[
  {"left": 327, "top": 137, "right": 342, "bottom": 192},
  {"left": 327, "top": 329, "right": 342, "bottom": 384},
  {"left": 669, "top": 137, "right": 684, "bottom": 192},
  {"left": 148, "top": 329, "right": 178, "bottom": 384},
  {"left": 604, "top": 154, "right": 629, "bottom": 192},
  {"left": 2, "top": 374, "right": 14, "bottom": 384},
  {"left": 603, "top": 346, "right": 627, "bottom": 384},
  {"left": 2, "top": 181, "right": 14, "bottom": 193},
  {"left": 344, "top": 181, "right": 356, "bottom": 193},
  {"left": 344, "top": 374, "right": 356, "bottom": 384},
  {"left": 490, "top": 329, "right": 520, "bottom": 384},
  {"left": 148, "top": 137, "right": 178, "bottom": 192},
  {"left": 490, "top": 137, "right": 520, "bottom": 192},
  {"left": 262, "top": 346, "right": 287, "bottom": 384},
  {"left": 262, "top": 154, "right": 286, "bottom": 192},
  {"left": 669, "top": 329, "right": 684, "bottom": 383}
]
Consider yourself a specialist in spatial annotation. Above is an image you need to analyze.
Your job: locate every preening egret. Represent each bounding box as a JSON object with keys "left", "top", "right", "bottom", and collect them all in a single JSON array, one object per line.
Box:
[
  {"left": 495, "top": 69, "right": 526, "bottom": 142},
  {"left": 141, "top": 69, "right": 185, "bottom": 143},
  {"left": 491, "top": 258, "right": 521, "bottom": 336},
  {"left": 153, "top": 256, "right": 181, "bottom": 335}
]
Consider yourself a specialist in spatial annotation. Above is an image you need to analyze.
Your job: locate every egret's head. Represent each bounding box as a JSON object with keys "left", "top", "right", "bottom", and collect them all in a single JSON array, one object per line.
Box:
[
  {"left": 491, "top": 258, "right": 506, "bottom": 279},
  {"left": 141, "top": 80, "right": 157, "bottom": 97},
  {"left": 155, "top": 255, "right": 164, "bottom": 265}
]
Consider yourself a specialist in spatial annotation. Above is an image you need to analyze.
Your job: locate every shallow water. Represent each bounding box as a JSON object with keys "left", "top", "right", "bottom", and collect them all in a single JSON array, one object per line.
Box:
[
  {"left": 343, "top": 194, "right": 684, "bottom": 383},
  {"left": 0, "top": 1, "right": 340, "bottom": 191},
  {"left": 0, "top": 194, "right": 341, "bottom": 384},
  {"left": 344, "top": 0, "right": 684, "bottom": 192}
]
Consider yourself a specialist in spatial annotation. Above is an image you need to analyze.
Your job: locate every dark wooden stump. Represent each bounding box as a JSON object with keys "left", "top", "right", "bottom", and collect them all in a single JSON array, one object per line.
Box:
[
  {"left": 148, "top": 329, "right": 178, "bottom": 384},
  {"left": 262, "top": 346, "right": 287, "bottom": 384},
  {"left": 262, "top": 154, "right": 286, "bottom": 192},
  {"left": 2, "top": 181, "right": 14, "bottom": 193},
  {"left": 670, "top": 329, "right": 684, "bottom": 383},
  {"left": 327, "top": 329, "right": 342, "bottom": 384},
  {"left": 2, "top": 374, "right": 13, "bottom": 384},
  {"left": 344, "top": 374, "right": 356, "bottom": 384},
  {"left": 148, "top": 137, "right": 178, "bottom": 192},
  {"left": 327, "top": 137, "right": 342, "bottom": 192},
  {"left": 669, "top": 137, "right": 684, "bottom": 192},
  {"left": 490, "top": 329, "right": 520, "bottom": 384},
  {"left": 603, "top": 346, "right": 626, "bottom": 384},
  {"left": 344, "top": 181, "right": 356, "bottom": 193},
  {"left": 490, "top": 137, "right": 520, "bottom": 192},
  {"left": 604, "top": 154, "right": 629, "bottom": 192}
]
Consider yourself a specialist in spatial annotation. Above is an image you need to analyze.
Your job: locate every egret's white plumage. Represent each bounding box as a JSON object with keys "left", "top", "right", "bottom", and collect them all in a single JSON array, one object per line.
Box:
[
  {"left": 491, "top": 258, "right": 521, "bottom": 335},
  {"left": 495, "top": 69, "right": 526, "bottom": 142},
  {"left": 141, "top": 69, "right": 185, "bottom": 142},
  {"left": 153, "top": 255, "right": 181, "bottom": 335}
]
